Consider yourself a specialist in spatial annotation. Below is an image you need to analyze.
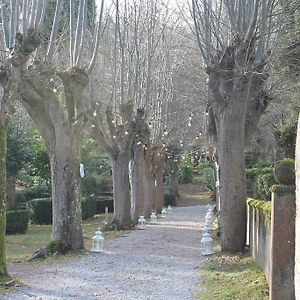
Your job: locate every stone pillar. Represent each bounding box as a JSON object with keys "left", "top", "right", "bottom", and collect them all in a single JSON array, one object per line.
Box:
[
  {"left": 295, "top": 114, "right": 300, "bottom": 300},
  {"left": 270, "top": 186, "right": 295, "bottom": 300}
]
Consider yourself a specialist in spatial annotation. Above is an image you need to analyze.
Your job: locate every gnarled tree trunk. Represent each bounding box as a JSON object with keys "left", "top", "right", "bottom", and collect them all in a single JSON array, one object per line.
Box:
[{"left": 20, "top": 70, "right": 84, "bottom": 250}]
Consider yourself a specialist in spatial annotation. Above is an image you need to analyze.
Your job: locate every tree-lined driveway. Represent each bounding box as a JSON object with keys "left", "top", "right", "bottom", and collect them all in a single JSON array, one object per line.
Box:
[{"left": 5, "top": 205, "right": 206, "bottom": 300}]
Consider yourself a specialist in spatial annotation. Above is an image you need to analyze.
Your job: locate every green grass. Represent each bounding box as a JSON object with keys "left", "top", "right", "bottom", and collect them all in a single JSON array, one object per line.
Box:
[
  {"left": 5, "top": 214, "right": 123, "bottom": 262},
  {"left": 198, "top": 242, "right": 269, "bottom": 300}
]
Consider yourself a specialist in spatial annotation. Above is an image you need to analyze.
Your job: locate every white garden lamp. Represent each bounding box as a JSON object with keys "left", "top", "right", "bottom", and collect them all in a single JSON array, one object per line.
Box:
[
  {"left": 91, "top": 229, "right": 104, "bottom": 253},
  {"left": 138, "top": 214, "right": 146, "bottom": 229},
  {"left": 150, "top": 211, "right": 157, "bottom": 224},
  {"left": 201, "top": 232, "right": 214, "bottom": 256},
  {"left": 161, "top": 208, "right": 167, "bottom": 218},
  {"left": 203, "top": 222, "right": 212, "bottom": 233},
  {"left": 167, "top": 205, "right": 173, "bottom": 215},
  {"left": 205, "top": 212, "right": 213, "bottom": 224}
]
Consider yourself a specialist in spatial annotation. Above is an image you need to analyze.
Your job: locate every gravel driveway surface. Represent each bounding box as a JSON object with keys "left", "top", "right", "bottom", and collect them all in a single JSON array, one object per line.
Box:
[{"left": 4, "top": 205, "right": 206, "bottom": 300}]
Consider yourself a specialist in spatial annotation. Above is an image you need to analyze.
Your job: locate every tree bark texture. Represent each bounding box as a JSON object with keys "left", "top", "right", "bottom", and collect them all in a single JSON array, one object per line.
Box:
[
  {"left": 130, "top": 144, "right": 145, "bottom": 222},
  {"left": 144, "top": 158, "right": 155, "bottom": 217},
  {"left": 0, "top": 124, "right": 8, "bottom": 276},
  {"left": 111, "top": 152, "right": 132, "bottom": 226},
  {"left": 50, "top": 132, "right": 83, "bottom": 250},
  {"left": 20, "top": 71, "right": 84, "bottom": 251},
  {"left": 154, "top": 159, "right": 165, "bottom": 213},
  {"left": 218, "top": 100, "right": 247, "bottom": 252}
]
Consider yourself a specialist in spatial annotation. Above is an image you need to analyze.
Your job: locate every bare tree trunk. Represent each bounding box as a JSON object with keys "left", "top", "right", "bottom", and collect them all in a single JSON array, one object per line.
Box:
[
  {"left": 218, "top": 101, "right": 247, "bottom": 252},
  {"left": 20, "top": 78, "right": 84, "bottom": 251},
  {"left": 6, "top": 176, "right": 16, "bottom": 210},
  {"left": 144, "top": 162, "right": 155, "bottom": 217},
  {"left": 50, "top": 133, "right": 83, "bottom": 250},
  {"left": 0, "top": 123, "right": 8, "bottom": 276},
  {"left": 154, "top": 158, "right": 165, "bottom": 212},
  {"left": 111, "top": 152, "right": 132, "bottom": 226},
  {"left": 130, "top": 144, "right": 145, "bottom": 222}
]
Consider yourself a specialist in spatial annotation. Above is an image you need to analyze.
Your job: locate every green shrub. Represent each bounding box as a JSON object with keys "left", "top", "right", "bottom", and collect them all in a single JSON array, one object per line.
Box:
[
  {"left": 28, "top": 198, "right": 52, "bottom": 225},
  {"left": 96, "top": 196, "right": 114, "bottom": 214},
  {"left": 202, "top": 167, "right": 215, "bottom": 191},
  {"left": 274, "top": 158, "right": 295, "bottom": 185},
  {"left": 246, "top": 165, "right": 274, "bottom": 198},
  {"left": 178, "top": 152, "right": 193, "bottom": 183},
  {"left": 6, "top": 210, "right": 30, "bottom": 234},
  {"left": 17, "top": 184, "right": 51, "bottom": 203},
  {"left": 81, "top": 196, "right": 97, "bottom": 219},
  {"left": 82, "top": 175, "right": 112, "bottom": 197},
  {"left": 256, "top": 173, "right": 276, "bottom": 201},
  {"left": 164, "top": 192, "right": 176, "bottom": 206}
]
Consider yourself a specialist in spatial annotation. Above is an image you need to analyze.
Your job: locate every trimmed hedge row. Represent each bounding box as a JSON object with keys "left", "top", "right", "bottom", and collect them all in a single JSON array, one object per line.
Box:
[
  {"left": 28, "top": 198, "right": 52, "bottom": 224},
  {"left": 164, "top": 192, "right": 176, "bottom": 206},
  {"left": 6, "top": 210, "right": 30, "bottom": 234},
  {"left": 26, "top": 195, "right": 114, "bottom": 224},
  {"left": 81, "top": 196, "right": 97, "bottom": 220},
  {"left": 96, "top": 196, "right": 114, "bottom": 213}
]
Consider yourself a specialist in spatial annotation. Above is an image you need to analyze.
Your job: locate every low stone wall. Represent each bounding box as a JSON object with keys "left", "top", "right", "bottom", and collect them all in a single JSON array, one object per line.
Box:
[
  {"left": 247, "top": 198, "right": 272, "bottom": 283},
  {"left": 247, "top": 192, "right": 296, "bottom": 300},
  {"left": 270, "top": 186, "right": 295, "bottom": 300}
]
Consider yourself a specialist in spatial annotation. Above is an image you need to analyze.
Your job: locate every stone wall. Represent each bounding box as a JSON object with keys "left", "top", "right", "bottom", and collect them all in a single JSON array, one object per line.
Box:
[
  {"left": 247, "top": 199, "right": 271, "bottom": 283},
  {"left": 270, "top": 187, "right": 295, "bottom": 300},
  {"left": 247, "top": 193, "right": 296, "bottom": 300}
]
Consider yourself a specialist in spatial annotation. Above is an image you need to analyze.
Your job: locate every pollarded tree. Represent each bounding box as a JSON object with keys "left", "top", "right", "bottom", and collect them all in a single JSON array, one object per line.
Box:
[
  {"left": 191, "top": 0, "right": 288, "bottom": 251},
  {"left": 1, "top": 0, "right": 106, "bottom": 251}
]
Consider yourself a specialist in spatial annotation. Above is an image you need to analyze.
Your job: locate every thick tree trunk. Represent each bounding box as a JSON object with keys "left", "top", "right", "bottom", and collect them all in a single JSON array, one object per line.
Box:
[
  {"left": 111, "top": 153, "right": 132, "bottom": 226},
  {"left": 21, "top": 92, "right": 84, "bottom": 251},
  {"left": 154, "top": 167, "right": 164, "bottom": 212},
  {"left": 144, "top": 164, "right": 155, "bottom": 217},
  {"left": 218, "top": 102, "right": 247, "bottom": 252},
  {"left": 6, "top": 176, "right": 16, "bottom": 210},
  {"left": 50, "top": 133, "right": 83, "bottom": 250},
  {"left": 0, "top": 124, "right": 8, "bottom": 276},
  {"left": 154, "top": 159, "right": 165, "bottom": 212},
  {"left": 130, "top": 144, "right": 145, "bottom": 222}
]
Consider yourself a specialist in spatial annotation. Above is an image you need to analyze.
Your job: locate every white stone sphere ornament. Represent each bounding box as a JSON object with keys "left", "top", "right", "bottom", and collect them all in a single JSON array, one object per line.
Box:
[
  {"left": 161, "top": 208, "right": 167, "bottom": 218},
  {"left": 150, "top": 211, "right": 157, "bottom": 224},
  {"left": 91, "top": 229, "right": 104, "bottom": 253},
  {"left": 167, "top": 205, "right": 173, "bottom": 215},
  {"left": 201, "top": 232, "right": 214, "bottom": 256},
  {"left": 138, "top": 214, "right": 146, "bottom": 230}
]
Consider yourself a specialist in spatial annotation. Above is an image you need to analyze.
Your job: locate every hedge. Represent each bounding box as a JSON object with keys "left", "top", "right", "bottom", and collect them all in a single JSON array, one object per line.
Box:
[
  {"left": 28, "top": 198, "right": 52, "bottom": 225},
  {"left": 96, "top": 196, "right": 114, "bottom": 214},
  {"left": 164, "top": 192, "right": 176, "bottom": 206},
  {"left": 81, "top": 196, "right": 97, "bottom": 219},
  {"left": 15, "top": 185, "right": 51, "bottom": 208},
  {"left": 6, "top": 210, "right": 30, "bottom": 234}
]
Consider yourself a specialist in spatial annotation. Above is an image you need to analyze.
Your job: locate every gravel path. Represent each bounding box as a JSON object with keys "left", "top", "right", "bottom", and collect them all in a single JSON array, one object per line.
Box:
[{"left": 4, "top": 205, "right": 206, "bottom": 300}]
